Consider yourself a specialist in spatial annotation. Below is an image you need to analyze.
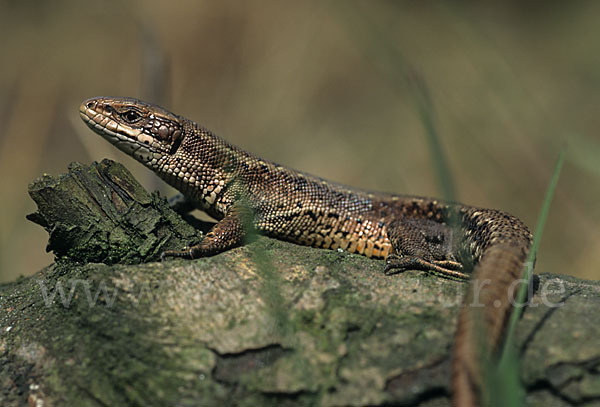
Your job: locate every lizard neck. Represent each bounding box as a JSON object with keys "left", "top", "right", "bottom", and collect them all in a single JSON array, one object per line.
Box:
[{"left": 153, "top": 120, "right": 252, "bottom": 218}]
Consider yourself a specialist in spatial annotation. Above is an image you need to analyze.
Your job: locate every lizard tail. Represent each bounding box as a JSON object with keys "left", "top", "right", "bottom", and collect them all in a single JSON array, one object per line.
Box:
[{"left": 452, "top": 210, "right": 531, "bottom": 406}]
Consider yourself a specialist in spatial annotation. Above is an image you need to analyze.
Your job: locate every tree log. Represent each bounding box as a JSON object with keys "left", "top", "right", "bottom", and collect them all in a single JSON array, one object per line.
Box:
[{"left": 0, "top": 160, "right": 598, "bottom": 406}]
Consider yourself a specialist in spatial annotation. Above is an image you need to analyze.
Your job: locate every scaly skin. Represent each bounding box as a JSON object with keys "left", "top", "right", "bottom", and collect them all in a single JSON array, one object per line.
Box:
[{"left": 80, "top": 96, "right": 532, "bottom": 406}]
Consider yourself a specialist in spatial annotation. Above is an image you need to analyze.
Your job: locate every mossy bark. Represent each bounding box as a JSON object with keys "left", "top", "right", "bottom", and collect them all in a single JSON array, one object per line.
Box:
[
  {"left": 0, "top": 160, "right": 598, "bottom": 406},
  {"left": 26, "top": 160, "right": 205, "bottom": 265}
]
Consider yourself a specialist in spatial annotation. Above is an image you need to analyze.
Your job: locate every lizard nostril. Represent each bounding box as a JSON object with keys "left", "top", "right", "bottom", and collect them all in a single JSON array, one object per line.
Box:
[{"left": 86, "top": 101, "right": 94, "bottom": 109}]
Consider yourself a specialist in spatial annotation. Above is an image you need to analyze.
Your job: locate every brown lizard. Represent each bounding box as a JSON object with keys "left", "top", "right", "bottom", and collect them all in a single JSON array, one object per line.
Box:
[{"left": 80, "top": 96, "right": 532, "bottom": 406}]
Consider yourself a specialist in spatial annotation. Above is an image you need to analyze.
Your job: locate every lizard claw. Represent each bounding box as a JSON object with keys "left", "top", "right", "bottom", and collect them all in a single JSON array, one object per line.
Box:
[
  {"left": 160, "top": 246, "right": 192, "bottom": 261},
  {"left": 383, "top": 254, "right": 407, "bottom": 275},
  {"left": 384, "top": 255, "right": 469, "bottom": 280}
]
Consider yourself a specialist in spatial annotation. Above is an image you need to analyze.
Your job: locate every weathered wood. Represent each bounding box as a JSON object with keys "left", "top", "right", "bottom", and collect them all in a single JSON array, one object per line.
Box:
[
  {"left": 0, "top": 160, "right": 597, "bottom": 406},
  {"left": 26, "top": 160, "right": 205, "bottom": 264}
]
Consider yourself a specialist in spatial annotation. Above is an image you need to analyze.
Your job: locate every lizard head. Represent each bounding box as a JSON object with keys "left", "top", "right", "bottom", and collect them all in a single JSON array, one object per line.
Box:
[{"left": 79, "top": 96, "right": 185, "bottom": 167}]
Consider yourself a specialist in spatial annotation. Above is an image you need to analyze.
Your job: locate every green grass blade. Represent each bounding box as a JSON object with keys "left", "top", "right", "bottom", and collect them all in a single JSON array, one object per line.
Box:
[
  {"left": 335, "top": 3, "right": 456, "bottom": 201},
  {"left": 484, "top": 148, "right": 566, "bottom": 407},
  {"left": 486, "top": 345, "right": 525, "bottom": 407},
  {"left": 502, "top": 147, "right": 566, "bottom": 358},
  {"left": 235, "top": 180, "right": 292, "bottom": 338},
  {"left": 410, "top": 75, "right": 457, "bottom": 201}
]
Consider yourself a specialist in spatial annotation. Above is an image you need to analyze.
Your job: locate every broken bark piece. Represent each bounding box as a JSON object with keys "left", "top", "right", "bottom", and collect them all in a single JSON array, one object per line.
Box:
[{"left": 26, "top": 159, "right": 205, "bottom": 264}]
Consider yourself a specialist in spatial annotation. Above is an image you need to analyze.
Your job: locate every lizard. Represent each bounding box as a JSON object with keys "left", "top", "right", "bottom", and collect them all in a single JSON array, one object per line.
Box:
[{"left": 80, "top": 96, "right": 533, "bottom": 406}]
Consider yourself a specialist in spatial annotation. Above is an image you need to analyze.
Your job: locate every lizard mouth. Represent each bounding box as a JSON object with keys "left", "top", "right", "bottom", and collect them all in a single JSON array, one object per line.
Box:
[{"left": 79, "top": 100, "right": 155, "bottom": 163}]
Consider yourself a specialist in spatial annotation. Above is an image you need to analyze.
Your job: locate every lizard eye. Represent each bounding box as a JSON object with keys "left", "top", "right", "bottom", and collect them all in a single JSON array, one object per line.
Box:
[{"left": 122, "top": 110, "right": 142, "bottom": 123}]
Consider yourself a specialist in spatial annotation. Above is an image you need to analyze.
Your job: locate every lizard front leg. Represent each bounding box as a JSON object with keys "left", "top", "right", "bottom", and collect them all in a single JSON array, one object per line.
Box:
[{"left": 161, "top": 206, "right": 249, "bottom": 260}]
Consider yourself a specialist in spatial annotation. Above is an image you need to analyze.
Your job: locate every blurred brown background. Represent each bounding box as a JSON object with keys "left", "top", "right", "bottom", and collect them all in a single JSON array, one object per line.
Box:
[{"left": 0, "top": 1, "right": 598, "bottom": 282}]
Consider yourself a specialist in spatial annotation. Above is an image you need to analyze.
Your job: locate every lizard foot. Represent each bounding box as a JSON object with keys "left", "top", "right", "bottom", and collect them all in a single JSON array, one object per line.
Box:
[
  {"left": 384, "top": 254, "right": 468, "bottom": 280},
  {"left": 160, "top": 246, "right": 193, "bottom": 261}
]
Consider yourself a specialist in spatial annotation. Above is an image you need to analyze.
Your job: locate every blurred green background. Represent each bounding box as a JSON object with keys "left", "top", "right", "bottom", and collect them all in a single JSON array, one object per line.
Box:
[{"left": 1, "top": 1, "right": 598, "bottom": 282}]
